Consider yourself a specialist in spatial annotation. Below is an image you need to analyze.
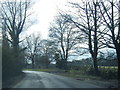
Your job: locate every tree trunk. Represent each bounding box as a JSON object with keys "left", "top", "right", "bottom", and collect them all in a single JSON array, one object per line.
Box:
[
  {"left": 64, "top": 51, "right": 68, "bottom": 70},
  {"left": 31, "top": 55, "right": 35, "bottom": 69},
  {"left": 115, "top": 43, "right": 120, "bottom": 87},
  {"left": 46, "top": 57, "right": 49, "bottom": 69},
  {"left": 93, "top": 2, "right": 99, "bottom": 75},
  {"left": 61, "top": 58, "right": 67, "bottom": 70},
  {"left": 64, "top": 59, "right": 67, "bottom": 70},
  {"left": 13, "top": 36, "right": 22, "bottom": 72},
  {"left": 93, "top": 55, "right": 99, "bottom": 75}
]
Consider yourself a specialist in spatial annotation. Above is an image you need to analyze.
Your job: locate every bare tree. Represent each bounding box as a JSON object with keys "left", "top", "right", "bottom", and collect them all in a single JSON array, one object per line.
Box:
[
  {"left": 98, "top": 0, "right": 120, "bottom": 83},
  {"left": 0, "top": 0, "right": 31, "bottom": 72},
  {"left": 25, "top": 34, "right": 41, "bottom": 69},
  {"left": 0, "top": 0, "right": 31, "bottom": 67},
  {"left": 39, "top": 39, "right": 55, "bottom": 68},
  {"left": 68, "top": 1, "right": 104, "bottom": 74},
  {"left": 49, "top": 14, "right": 82, "bottom": 69}
]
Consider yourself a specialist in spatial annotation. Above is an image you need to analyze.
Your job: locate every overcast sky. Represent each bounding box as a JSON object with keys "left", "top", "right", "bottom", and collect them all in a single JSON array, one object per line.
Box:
[
  {"left": 20, "top": 0, "right": 73, "bottom": 39},
  {"left": 19, "top": 0, "right": 116, "bottom": 60}
]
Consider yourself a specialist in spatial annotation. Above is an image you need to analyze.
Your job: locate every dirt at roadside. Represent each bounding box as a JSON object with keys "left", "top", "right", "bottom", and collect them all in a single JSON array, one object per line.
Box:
[
  {"left": 48, "top": 71, "right": 118, "bottom": 88},
  {"left": 80, "top": 79, "right": 118, "bottom": 88}
]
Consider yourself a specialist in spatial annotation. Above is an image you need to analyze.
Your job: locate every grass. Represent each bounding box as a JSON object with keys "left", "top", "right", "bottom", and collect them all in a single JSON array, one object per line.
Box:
[
  {"left": 24, "top": 66, "right": 118, "bottom": 81},
  {"left": 24, "top": 68, "right": 118, "bottom": 88},
  {"left": 98, "top": 66, "right": 118, "bottom": 70},
  {"left": 58, "top": 72, "right": 101, "bottom": 81},
  {"left": 24, "top": 68, "right": 101, "bottom": 81},
  {"left": 61, "top": 69, "right": 103, "bottom": 80}
]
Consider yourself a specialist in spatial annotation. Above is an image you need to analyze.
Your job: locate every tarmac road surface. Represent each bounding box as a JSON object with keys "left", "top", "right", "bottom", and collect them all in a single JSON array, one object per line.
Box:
[{"left": 13, "top": 71, "right": 102, "bottom": 88}]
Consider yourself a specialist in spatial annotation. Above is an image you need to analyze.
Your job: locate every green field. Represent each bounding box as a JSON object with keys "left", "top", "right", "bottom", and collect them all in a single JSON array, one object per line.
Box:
[{"left": 98, "top": 66, "right": 118, "bottom": 69}]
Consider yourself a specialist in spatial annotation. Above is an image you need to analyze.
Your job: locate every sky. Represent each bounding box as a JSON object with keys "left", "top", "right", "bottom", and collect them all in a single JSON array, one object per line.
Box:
[
  {"left": 1, "top": 0, "right": 117, "bottom": 61},
  {"left": 20, "top": 0, "right": 72, "bottom": 39},
  {"left": 22, "top": 0, "right": 117, "bottom": 61}
]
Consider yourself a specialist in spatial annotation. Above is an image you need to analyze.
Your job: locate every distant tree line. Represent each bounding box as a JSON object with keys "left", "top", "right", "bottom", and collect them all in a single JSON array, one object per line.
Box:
[
  {"left": 22, "top": 34, "right": 56, "bottom": 69},
  {"left": 67, "top": 51, "right": 117, "bottom": 69}
]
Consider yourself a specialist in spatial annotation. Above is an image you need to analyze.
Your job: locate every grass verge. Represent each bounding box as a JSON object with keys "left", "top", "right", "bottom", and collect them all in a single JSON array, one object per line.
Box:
[
  {"left": 24, "top": 68, "right": 101, "bottom": 80},
  {"left": 24, "top": 68, "right": 118, "bottom": 87},
  {"left": 24, "top": 68, "right": 117, "bottom": 81}
]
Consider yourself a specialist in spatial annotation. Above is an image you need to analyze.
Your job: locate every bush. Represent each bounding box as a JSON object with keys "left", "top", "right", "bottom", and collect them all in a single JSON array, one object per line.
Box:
[
  {"left": 2, "top": 47, "right": 15, "bottom": 80},
  {"left": 100, "top": 69, "right": 117, "bottom": 79},
  {"left": 2, "top": 45, "right": 24, "bottom": 81},
  {"left": 86, "top": 66, "right": 117, "bottom": 79},
  {"left": 86, "top": 67, "right": 96, "bottom": 75}
]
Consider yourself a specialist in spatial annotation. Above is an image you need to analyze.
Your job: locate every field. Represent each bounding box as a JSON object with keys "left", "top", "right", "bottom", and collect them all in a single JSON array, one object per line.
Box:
[{"left": 98, "top": 66, "right": 118, "bottom": 69}]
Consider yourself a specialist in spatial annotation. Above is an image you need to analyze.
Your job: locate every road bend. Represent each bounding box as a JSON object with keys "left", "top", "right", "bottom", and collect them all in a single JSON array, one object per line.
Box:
[{"left": 13, "top": 71, "right": 102, "bottom": 88}]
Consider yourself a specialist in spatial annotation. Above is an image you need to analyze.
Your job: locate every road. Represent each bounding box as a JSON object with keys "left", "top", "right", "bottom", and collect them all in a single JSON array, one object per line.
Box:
[{"left": 13, "top": 71, "right": 102, "bottom": 88}]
